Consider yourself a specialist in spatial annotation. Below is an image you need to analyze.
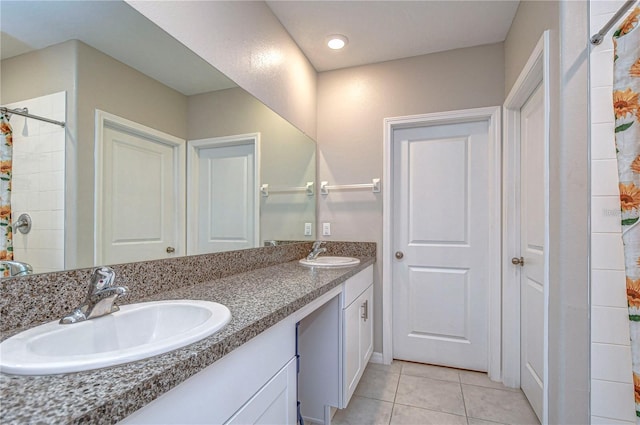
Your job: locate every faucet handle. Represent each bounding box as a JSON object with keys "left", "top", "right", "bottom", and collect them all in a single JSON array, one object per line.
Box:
[
  {"left": 88, "top": 267, "right": 116, "bottom": 293},
  {"left": 312, "top": 241, "right": 325, "bottom": 249}
]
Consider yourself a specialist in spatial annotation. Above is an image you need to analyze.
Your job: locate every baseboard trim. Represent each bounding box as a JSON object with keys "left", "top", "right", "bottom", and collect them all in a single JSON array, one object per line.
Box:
[{"left": 369, "top": 352, "right": 384, "bottom": 364}]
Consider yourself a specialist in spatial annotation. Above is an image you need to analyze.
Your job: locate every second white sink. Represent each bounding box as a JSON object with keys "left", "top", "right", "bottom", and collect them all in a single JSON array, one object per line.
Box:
[
  {"left": 299, "top": 256, "right": 361, "bottom": 268},
  {"left": 0, "top": 299, "right": 231, "bottom": 375}
]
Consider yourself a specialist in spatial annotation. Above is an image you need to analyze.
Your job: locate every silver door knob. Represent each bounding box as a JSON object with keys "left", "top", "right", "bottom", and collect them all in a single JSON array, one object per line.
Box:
[
  {"left": 395, "top": 251, "right": 404, "bottom": 260},
  {"left": 166, "top": 246, "right": 176, "bottom": 253},
  {"left": 511, "top": 256, "right": 524, "bottom": 266}
]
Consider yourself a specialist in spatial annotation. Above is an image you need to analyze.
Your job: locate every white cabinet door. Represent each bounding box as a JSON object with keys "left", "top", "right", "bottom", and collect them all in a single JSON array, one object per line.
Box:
[
  {"left": 226, "top": 357, "right": 297, "bottom": 425},
  {"left": 343, "top": 283, "right": 374, "bottom": 407},
  {"left": 360, "top": 285, "right": 374, "bottom": 368},
  {"left": 344, "top": 294, "right": 362, "bottom": 402}
]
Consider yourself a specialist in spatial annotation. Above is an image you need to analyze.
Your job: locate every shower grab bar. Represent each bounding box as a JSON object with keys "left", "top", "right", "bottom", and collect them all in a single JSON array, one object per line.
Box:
[
  {"left": 260, "top": 182, "right": 314, "bottom": 197},
  {"left": 590, "top": 0, "right": 638, "bottom": 45},
  {"left": 320, "top": 179, "right": 381, "bottom": 195}
]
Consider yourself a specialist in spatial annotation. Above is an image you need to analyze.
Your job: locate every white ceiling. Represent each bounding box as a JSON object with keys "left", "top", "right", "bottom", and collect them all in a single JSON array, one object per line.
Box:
[{"left": 266, "top": 0, "right": 520, "bottom": 72}]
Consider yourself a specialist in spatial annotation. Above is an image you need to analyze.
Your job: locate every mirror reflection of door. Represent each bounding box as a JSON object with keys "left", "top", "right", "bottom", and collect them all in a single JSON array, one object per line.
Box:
[
  {"left": 96, "top": 111, "right": 186, "bottom": 265},
  {"left": 187, "top": 135, "right": 260, "bottom": 255},
  {"left": 2, "top": 1, "right": 316, "bottom": 272}
]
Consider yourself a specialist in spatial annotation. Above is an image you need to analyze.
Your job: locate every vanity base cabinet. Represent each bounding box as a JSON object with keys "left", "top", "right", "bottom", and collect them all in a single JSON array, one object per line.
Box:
[
  {"left": 298, "top": 265, "right": 374, "bottom": 425},
  {"left": 120, "top": 315, "right": 296, "bottom": 425},
  {"left": 121, "top": 265, "right": 374, "bottom": 425}
]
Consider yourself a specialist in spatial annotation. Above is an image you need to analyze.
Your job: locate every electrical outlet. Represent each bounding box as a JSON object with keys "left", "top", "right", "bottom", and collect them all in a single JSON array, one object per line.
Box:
[
  {"left": 304, "top": 222, "right": 312, "bottom": 236},
  {"left": 322, "top": 222, "right": 331, "bottom": 236}
]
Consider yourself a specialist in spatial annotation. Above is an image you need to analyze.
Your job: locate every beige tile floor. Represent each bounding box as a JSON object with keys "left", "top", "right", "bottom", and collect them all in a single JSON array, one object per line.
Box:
[{"left": 331, "top": 361, "right": 540, "bottom": 425}]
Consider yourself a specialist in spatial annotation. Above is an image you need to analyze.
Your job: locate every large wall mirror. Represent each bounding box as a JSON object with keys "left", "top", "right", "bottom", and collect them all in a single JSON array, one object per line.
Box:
[{"left": 0, "top": 0, "right": 316, "bottom": 275}]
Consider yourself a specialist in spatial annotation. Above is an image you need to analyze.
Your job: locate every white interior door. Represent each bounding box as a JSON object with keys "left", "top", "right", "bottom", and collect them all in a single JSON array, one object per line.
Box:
[
  {"left": 392, "top": 119, "right": 492, "bottom": 371},
  {"left": 98, "top": 115, "right": 185, "bottom": 264},
  {"left": 187, "top": 135, "right": 259, "bottom": 254},
  {"left": 519, "top": 83, "right": 545, "bottom": 421}
]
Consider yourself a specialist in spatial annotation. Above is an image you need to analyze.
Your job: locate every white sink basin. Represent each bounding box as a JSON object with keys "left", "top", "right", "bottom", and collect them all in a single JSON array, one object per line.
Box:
[
  {"left": 299, "top": 256, "right": 361, "bottom": 268},
  {"left": 0, "top": 300, "right": 231, "bottom": 375}
]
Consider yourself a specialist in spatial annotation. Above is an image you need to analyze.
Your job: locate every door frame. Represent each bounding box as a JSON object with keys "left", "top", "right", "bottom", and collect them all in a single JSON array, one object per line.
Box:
[
  {"left": 382, "top": 106, "right": 502, "bottom": 380},
  {"left": 94, "top": 110, "right": 186, "bottom": 264},
  {"left": 186, "top": 133, "right": 261, "bottom": 255},
  {"left": 502, "top": 31, "right": 550, "bottom": 421}
]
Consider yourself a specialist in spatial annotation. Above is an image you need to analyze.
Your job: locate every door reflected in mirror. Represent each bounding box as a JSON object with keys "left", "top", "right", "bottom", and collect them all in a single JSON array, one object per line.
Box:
[{"left": 0, "top": 0, "right": 316, "bottom": 274}]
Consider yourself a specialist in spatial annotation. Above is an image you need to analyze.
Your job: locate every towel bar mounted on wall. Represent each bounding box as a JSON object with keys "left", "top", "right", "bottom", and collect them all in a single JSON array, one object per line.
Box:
[
  {"left": 260, "top": 182, "right": 314, "bottom": 197},
  {"left": 320, "top": 179, "right": 381, "bottom": 195}
]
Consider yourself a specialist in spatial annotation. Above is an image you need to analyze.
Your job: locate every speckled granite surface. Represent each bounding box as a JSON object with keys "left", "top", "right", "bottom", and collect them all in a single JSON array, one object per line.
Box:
[
  {"left": 0, "top": 243, "right": 315, "bottom": 334},
  {"left": 0, "top": 242, "right": 375, "bottom": 424}
]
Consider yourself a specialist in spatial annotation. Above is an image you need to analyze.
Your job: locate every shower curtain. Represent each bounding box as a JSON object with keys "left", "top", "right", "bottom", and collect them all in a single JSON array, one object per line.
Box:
[
  {"left": 614, "top": 7, "right": 640, "bottom": 419},
  {"left": 0, "top": 113, "right": 13, "bottom": 277}
]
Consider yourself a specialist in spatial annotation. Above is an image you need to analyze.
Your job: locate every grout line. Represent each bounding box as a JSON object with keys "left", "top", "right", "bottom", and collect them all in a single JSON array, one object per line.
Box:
[
  {"left": 388, "top": 362, "right": 403, "bottom": 425},
  {"left": 460, "top": 374, "right": 470, "bottom": 424},
  {"left": 398, "top": 374, "right": 461, "bottom": 384},
  {"left": 392, "top": 367, "right": 401, "bottom": 404},
  {"left": 460, "top": 382, "right": 523, "bottom": 393},
  {"left": 466, "top": 415, "right": 509, "bottom": 425}
]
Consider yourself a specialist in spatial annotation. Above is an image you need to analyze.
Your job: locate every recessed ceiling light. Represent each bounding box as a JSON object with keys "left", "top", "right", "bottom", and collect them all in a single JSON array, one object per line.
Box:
[{"left": 327, "top": 35, "right": 348, "bottom": 50}]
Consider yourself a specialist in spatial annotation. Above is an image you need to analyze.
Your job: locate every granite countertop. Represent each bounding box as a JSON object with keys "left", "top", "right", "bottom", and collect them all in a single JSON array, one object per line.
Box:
[{"left": 0, "top": 257, "right": 374, "bottom": 425}]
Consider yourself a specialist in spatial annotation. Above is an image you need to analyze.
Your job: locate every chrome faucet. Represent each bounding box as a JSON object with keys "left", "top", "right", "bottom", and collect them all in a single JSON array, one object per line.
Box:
[
  {"left": 0, "top": 260, "right": 33, "bottom": 277},
  {"left": 307, "top": 241, "right": 327, "bottom": 260},
  {"left": 60, "top": 267, "right": 128, "bottom": 324}
]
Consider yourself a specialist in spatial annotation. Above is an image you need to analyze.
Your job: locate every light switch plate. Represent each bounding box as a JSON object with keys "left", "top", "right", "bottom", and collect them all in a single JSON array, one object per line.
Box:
[
  {"left": 304, "top": 222, "right": 312, "bottom": 236},
  {"left": 322, "top": 222, "right": 331, "bottom": 236}
]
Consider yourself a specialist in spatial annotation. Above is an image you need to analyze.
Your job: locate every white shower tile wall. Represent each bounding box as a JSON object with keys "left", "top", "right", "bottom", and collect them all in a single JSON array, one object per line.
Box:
[
  {"left": 5, "top": 92, "right": 66, "bottom": 274},
  {"left": 590, "top": 1, "right": 635, "bottom": 423}
]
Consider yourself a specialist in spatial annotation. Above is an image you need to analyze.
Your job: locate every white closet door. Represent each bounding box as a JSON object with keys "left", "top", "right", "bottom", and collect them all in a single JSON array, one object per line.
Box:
[
  {"left": 99, "top": 120, "right": 184, "bottom": 264},
  {"left": 189, "top": 140, "right": 257, "bottom": 254},
  {"left": 392, "top": 119, "right": 492, "bottom": 372},
  {"left": 519, "top": 83, "right": 545, "bottom": 422}
]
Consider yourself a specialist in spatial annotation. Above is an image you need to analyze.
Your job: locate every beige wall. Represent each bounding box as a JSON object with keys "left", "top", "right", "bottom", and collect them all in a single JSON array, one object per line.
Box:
[
  {"left": 187, "top": 87, "right": 316, "bottom": 243},
  {"left": 0, "top": 41, "right": 77, "bottom": 105},
  {"left": 504, "top": 0, "right": 559, "bottom": 95},
  {"left": 316, "top": 43, "right": 505, "bottom": 353},
  {"left": 127, "top": 0, "right": 318, "bottom": 140}
]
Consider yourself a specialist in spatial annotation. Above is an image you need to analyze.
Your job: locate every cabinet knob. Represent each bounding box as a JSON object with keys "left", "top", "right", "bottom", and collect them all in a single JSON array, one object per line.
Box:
[
  {"left": 395, "top": 251, "right": 404, "bottom": 260},
  {"left": 166, "top": 246, "right": 176, "bottom": 254},
  {"left": 511, "top": 256, "right": 524, "bottom": 266}
]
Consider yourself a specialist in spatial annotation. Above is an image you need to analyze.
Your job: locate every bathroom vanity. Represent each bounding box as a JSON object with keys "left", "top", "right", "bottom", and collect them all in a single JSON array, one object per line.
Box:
[
  {"left": 121, "top": 265, "right": 374, "bottom": 425},
  {"left": 0, "top": 243, "right": 375, "bottom": 425}
]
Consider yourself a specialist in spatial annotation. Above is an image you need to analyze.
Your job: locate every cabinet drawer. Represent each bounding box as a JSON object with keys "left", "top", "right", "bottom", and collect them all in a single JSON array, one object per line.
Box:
[{"left": 342, "top": 265, "right": 373, "bottom": 307}]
